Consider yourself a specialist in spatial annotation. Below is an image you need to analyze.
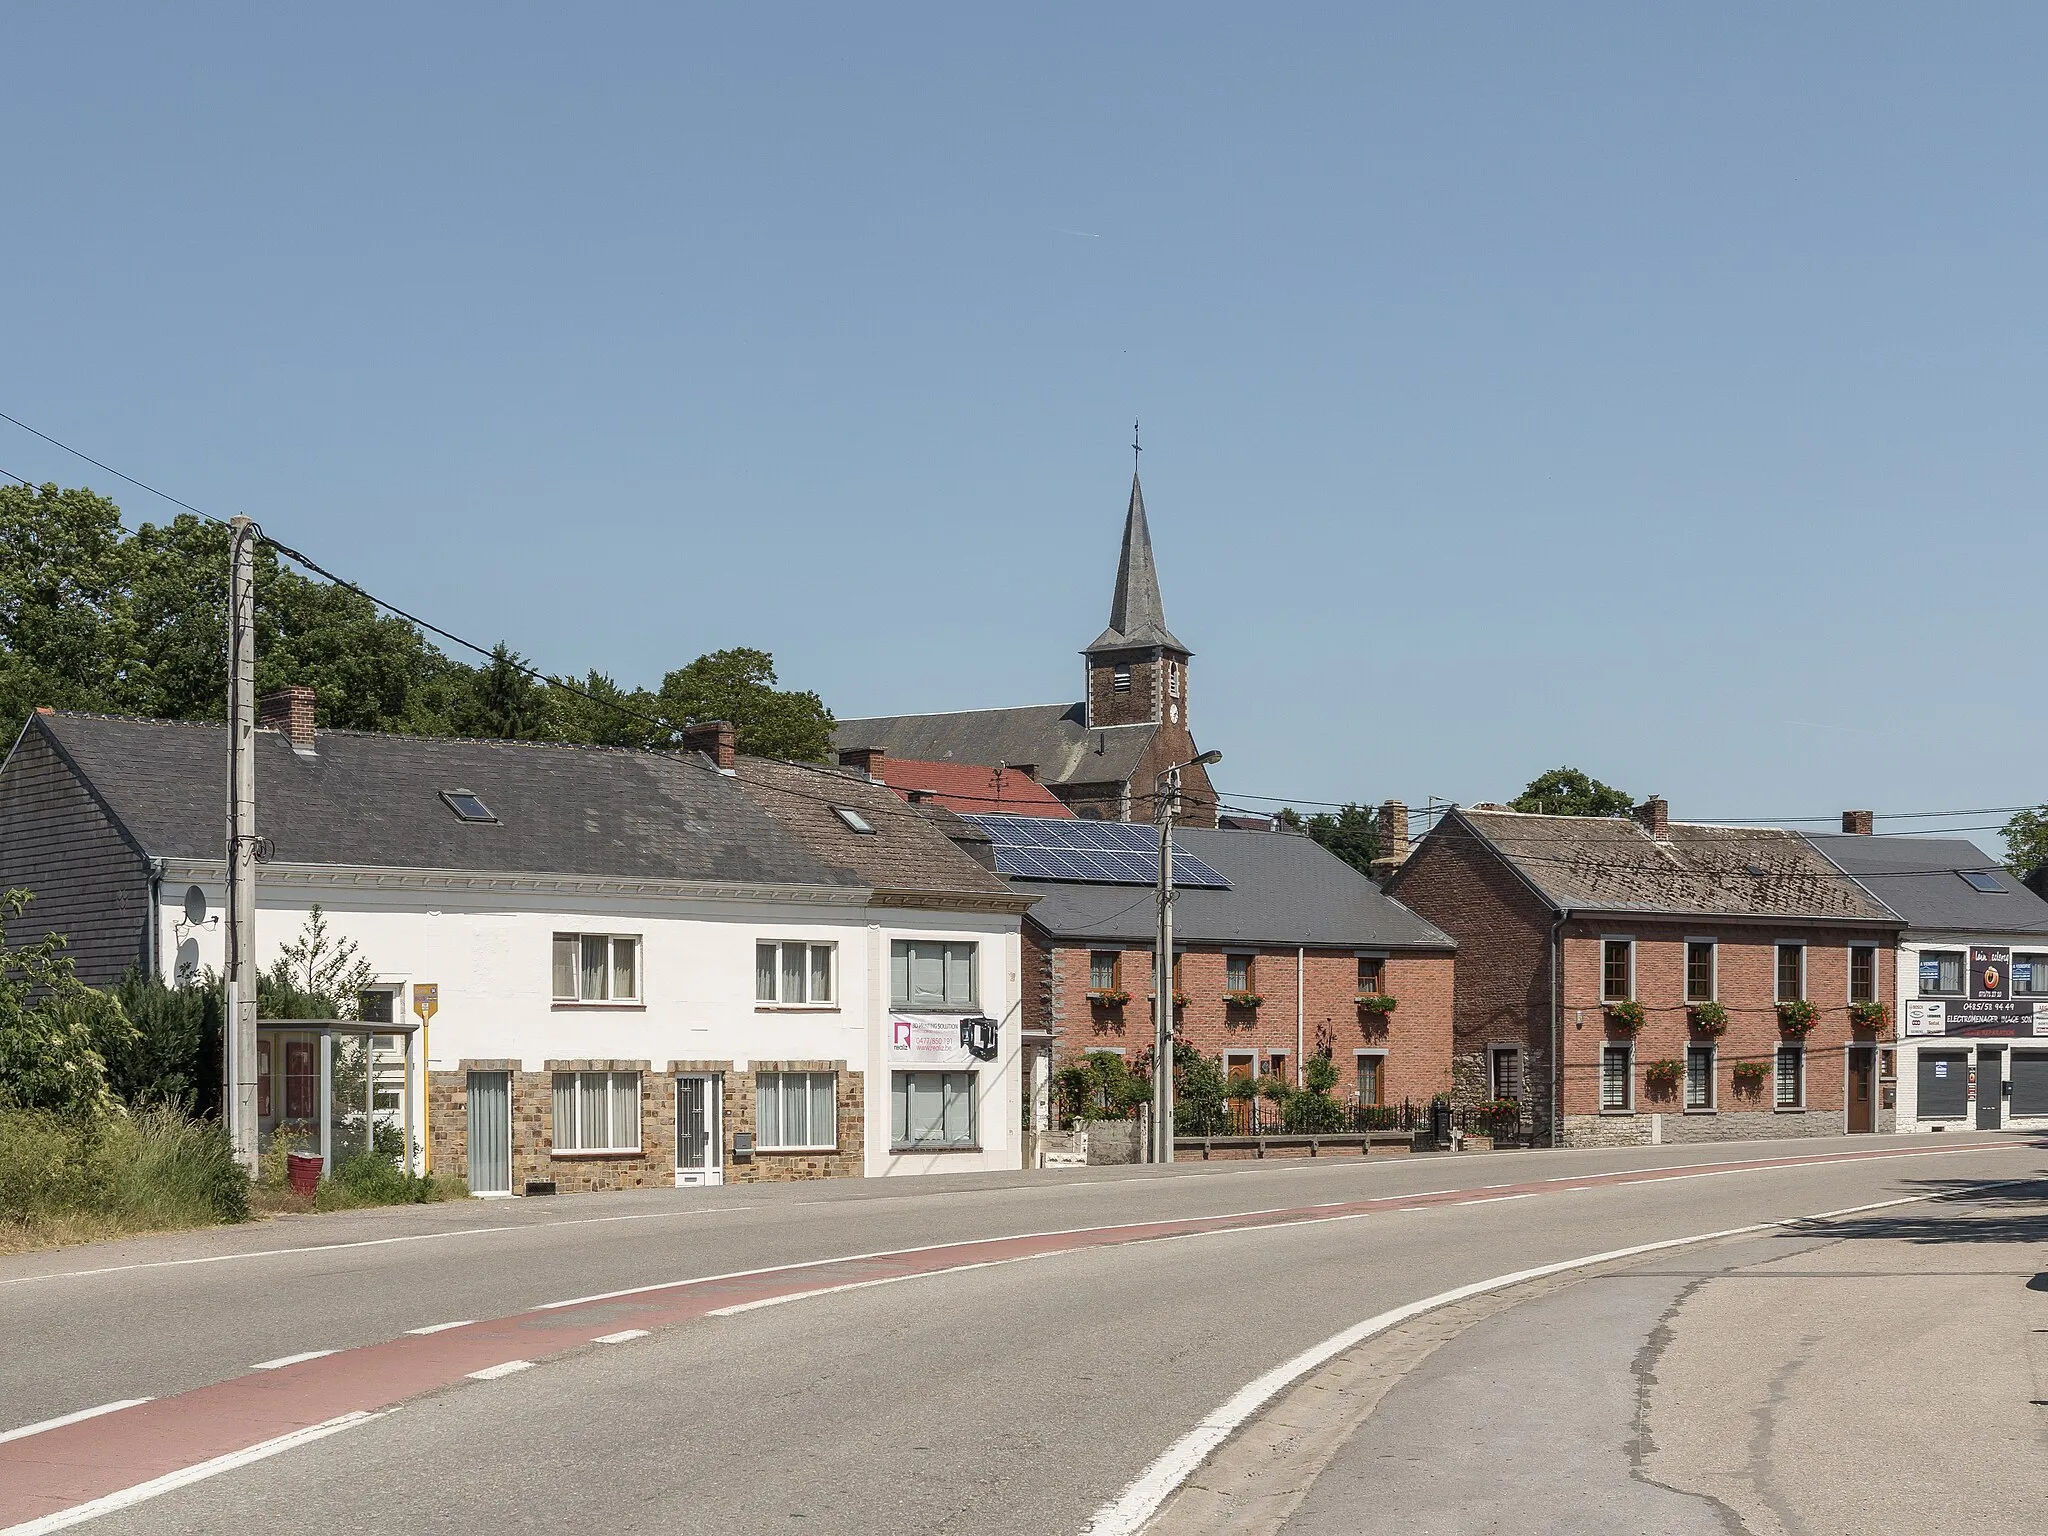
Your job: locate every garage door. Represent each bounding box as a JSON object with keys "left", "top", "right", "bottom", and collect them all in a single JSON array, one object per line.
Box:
[
  {"left": 2011, "top": 1051, "right": 2048, "bottom": 1117},
  {"left": 1918, "top": 1052, "right": 1968, "bottom": 1119}
]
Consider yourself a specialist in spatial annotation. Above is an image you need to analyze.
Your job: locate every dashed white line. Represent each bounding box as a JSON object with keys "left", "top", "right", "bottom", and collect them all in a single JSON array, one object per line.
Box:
[
  {"left": 0, "top": 1400, "right": 152, "bottom": 1447},
  {"left": 250, "top": 1350, "right": 336, "bottom": 1371},
  {"left": 466, "top": 1360, "right": 533, "bottom": 1381},
  {"left": 591, "top": 1329, "right": 649, "bottom": 1344},
  {"left": 404, "top": 1320, "right": 474, "bottom": 1335}
]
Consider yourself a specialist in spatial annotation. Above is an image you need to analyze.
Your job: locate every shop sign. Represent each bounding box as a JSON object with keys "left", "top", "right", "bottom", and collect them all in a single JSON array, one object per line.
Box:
[
  {"left": 1904, "top": 1000, "right": 1945, "bottom": 1036},
  {"left": 890, "top": 1013, "right": 972, "bottom": 1068},
  {"left": 1940, "top": 997, "right": 2048, "bottom": 1037},
  {"left": 1970, "top": 947, "right": 2010, "bottom": 999}
]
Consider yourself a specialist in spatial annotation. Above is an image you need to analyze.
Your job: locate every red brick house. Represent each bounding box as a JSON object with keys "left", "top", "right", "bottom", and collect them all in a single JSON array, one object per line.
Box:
[
  {"left": 1384, "top": 800, "right": 1903, "bottom": 1146},
  {"left": 836, "top": 749, "right": 1075, "bottom": 819}
]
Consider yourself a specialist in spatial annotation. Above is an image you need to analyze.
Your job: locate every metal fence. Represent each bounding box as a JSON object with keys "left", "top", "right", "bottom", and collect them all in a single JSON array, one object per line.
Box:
[{"left": 1180, "top": 1097, "right": 1529, "bottom": 1142}]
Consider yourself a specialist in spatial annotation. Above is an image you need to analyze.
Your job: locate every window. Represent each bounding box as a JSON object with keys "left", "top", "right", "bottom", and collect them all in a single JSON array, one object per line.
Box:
[
  {"left": 1685, "top": 942, "right": 1716, "bottom": 1002},
  {"left": 1356, "top": 1054, "right": 1383, "bottom": 1106},
  {"left": 1265, "top": 1052, "right": 1290, "bottom": 1082},
  {"left": 1112, "top": 665, "right": 1131, "bottom": 692},
  {"left": 757, "top": 1071, "right": 838, "bottom": 1150},
  {"left": 1685, "top": 1045, "right": 1714, "bottom": 1111},
  {"left": 1600, "top": 1045, "right": 1632, "bottom": 1111},
  {"left": 1921, "top": 950, "right": 1964, "bottom": 995},
  {"left": 1775, "top": 944, "right": 1805, "bottom": 1003},
  {"left": 1226, "top": 954, "right": 1255, "bottom": 992},
  {"left": 2014, "top": 952, "right": 2048, "bottom": 996},
  {"left": 1774, "top": 1045, "right": 1805, "bottom": 1109},
  {"left": 832, "top": 806, "right": 875, "bottom": 834},
  {"left": 757, "top": 941, "right": 835, "bottom": 1005},
  {"left": 892, "top": 1070, "right": 977, "bottom": 1148},
  {"left": 1959, "top": 869, "right": 2007, "bottom": 893},
  {"left": 1491, "top": 1048, "right": 1520, "bottom": 1101},
  {"left": 440, "top": 789, "right": 496, "bottom": 823},
  {"left": 1089, "top": 951, "right": 1120, "bottom": 991},
  {"left": 891, "top": 940, "right": 978, "bottom": 1008},
  {"left": 357, "top": 987, "right": 396, "bottom": 1024},
  {"left": 551, "top": 1071, "right": 641, "bottom": 1153},
  {"left": 1167, "top": 661, "right": 1180, "bottom": 698},
  {"left": 553, "top": 933, "right": 640, "bottom": 1002},
  {"left": 1357, "top": 956, "right": 1385, "bottom": 993},
  {"left": 1602, "top": 939, "right": 1633, "bottom": 1001},
  {"left": 1849, "top": 946, "right": 1877, "bottom": 1004}
]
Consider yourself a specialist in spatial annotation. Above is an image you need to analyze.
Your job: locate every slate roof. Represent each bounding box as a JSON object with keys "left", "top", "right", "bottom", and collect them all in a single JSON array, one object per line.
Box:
[
  {"left": 1446, "top": 808, "right": 1901, "bottom": 924},
  {"left": 29, "top": 712, "right": 852, "bottom": 888},
  {"left": 728, "top": 757, "right": 1027, "bottom": 908},
  {"left": 867, "top": 756, "right": 1074, "bottom": 818},
  {"left": 1015, "top": 825, "right": 1454, "bottom": 950},
  {"left": 833, "top": 704, "right": 1156, "bottom": 790},
  {"left": 1086, "top": 473, "right": 1187, "bottom": 654},
  {"left": 1805, "top": 834, "right": 2048, "bottom": 936}
]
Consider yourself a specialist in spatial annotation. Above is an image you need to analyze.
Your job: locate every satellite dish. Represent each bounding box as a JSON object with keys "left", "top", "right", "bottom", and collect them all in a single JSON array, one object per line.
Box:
[
  {"left": 182, "top": 885, "right": 207, "bottom": 926},
  {"left": 175, "top": 937, "right": 200, "bottom": 982}
]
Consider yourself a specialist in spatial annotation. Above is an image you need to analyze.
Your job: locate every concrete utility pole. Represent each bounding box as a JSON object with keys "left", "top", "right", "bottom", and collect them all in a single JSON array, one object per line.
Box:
[
  {"left": 1152, "top": 749, "right": 1221, "bottom": 1165},
  {"left": 225, "top": 517, "right": 260, "bottom": 1173}
]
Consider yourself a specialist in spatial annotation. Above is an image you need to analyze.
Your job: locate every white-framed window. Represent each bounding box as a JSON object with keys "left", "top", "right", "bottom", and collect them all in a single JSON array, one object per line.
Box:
[
  {"left": 892, "top": 1070, "right": 978, "bottom": 1149},
  {"left": 1355, "top": 1051, "right": 1385, "bottom": 1106},
  {"left": 1490, "top": 1047, "right": 1520, "bottom": 1101},
  {"left": 1226, "top": 953, "right": 1255, "bottom": 992},
  {"left": 2013, "top": 952, "right": 2048, "bottom": 996},
  {"left": 1602, "top": 938, "right": 1634, "bottom": 1002},
  {"left": 1685, "top": 940, "right": 1716, "bottom": 1002},
  {"left": 756, "top": 940, "right": 835, "bottom": 1005},
  {"left": 891, "top": 939, "right": 978, "bottom": 1009},
  {"left": 756, "top": 1071, "right": 838, "bottom": 1150},
  {"left": 1600, "top": 1044, "right": 1633, "bottom": 1112},
  {"left": 1920, "top": 949, "right": 1965, "bottom": 995},
  {"left": 551, "top": 1071, "right": 641, "bottom": 1152},
  {"left": 553, "top": 933, "right": 640, "bottom": 1002},
  {"left": 1775, "top": 943, "right": 1805, "bottom": 1003},
  {"left": 1775, "top": 1045, "right": 1805, "bottom": 1110},
  {"left": 1685, "top": 1044, "right": 1715, "bottom": 1111}
]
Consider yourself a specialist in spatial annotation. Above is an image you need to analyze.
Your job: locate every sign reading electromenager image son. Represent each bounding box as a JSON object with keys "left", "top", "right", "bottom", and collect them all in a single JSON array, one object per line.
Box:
[{"left": 1911, "top": 945, "right": 2048, "bottom": 1036}]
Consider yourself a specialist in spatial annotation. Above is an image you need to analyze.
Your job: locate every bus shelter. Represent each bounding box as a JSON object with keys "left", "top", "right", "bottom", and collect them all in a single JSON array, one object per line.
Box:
[{"left": 256, "top": 1017, "right": 421, "bottom": 1175}]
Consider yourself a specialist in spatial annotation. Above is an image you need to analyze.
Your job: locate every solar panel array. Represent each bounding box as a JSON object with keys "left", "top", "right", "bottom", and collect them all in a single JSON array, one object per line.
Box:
[{"left": 964, "top": 814, "right": 1232, "bottom": 889}]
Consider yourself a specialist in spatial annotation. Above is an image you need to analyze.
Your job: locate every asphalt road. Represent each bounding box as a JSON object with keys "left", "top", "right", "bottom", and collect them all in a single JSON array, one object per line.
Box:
[{"left": 2, "top": 1132, "right": 2037, "bottom": 1535}]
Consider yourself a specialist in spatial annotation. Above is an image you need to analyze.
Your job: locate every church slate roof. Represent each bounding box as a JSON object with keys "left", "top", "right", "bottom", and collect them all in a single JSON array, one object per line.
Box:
[
  {"left": 832, "top": 705, "right": 1157, "bottom": 790},
  {"left": 1086, "top": 473, "right": 1187, "bottom": 654}
]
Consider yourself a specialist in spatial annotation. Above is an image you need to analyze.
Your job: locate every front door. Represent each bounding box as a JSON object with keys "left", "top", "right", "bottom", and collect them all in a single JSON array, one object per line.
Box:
[
  {"left": 466, "top": 1071, "right": 511, "bottom": 1195},
  {"left": 676, "top": 1073, "right": 724, "bottom": 1187},
  {"left": 1846, "top": 1049, "right": 1874, "bottom": 1133},
  {"left": 1976, "top": 1048, "right": 2003, "bottom": 1130}
]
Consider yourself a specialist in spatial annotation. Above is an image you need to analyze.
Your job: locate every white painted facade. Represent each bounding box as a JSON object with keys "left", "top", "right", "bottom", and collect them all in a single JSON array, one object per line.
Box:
[
  {"left": 154, "top": 860, "right": 1026, "bottom": 1180},
  {"left": 1887, "top": 934, "right": 2048, "bottom": 1133}
]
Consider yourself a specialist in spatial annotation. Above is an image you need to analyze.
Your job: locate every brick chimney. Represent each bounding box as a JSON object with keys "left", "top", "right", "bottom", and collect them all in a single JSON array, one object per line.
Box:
[
  {"left": 258, "top": 686, "right": 316, "bottom": 753},
  {"left": 680, "top": 720, "right": 736, "bottom": 773},
  {"left": 1842, "top": 809, "right": 1875, "bottom": 835},
  {"left": 1369, "top": 800, "right": 1410, "bottom": 879},
  {"left": 1634, "top": 796, "right": 1669, "bottom": 840},
  {"left": 837, "top": 746, "right": 886, "bottom": 782}
]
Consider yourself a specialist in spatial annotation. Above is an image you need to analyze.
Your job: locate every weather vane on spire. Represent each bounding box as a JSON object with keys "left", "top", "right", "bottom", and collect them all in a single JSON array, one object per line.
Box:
[{"left": 1132, "top": 419, "right": 1141, "bottom": 474}]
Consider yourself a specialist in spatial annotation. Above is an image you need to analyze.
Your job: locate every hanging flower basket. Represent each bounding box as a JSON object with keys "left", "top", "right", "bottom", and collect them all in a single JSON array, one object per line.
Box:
[
  {"left": 1607, "top": 1000, "right": 1647, "bottom": 1033},
  {"left": 1224, "top": 991, "right": 1264, "bottom": 1009},
  {"left": 1776, "top": 999, "right": 1817, "bottom": 1036},
  {"left": 1171, "top": 992, "right": 1192, "bottom": 1009},
  {"left": 1644, "top": 1058, "right": 1683, "bottom": 1096},
  {"left": 1356, "top": 993, "right": 1398, "bottom": 1016},
  {"left": 1847, "top": 1001, "right": 1890, "bottom": 1035},
  {"left": 1688, "top": 1001, "right": 1729, "bottom": 1037},
  {"left": 1731, "top": 1061, "right": 1770, "bottom": 1093}
]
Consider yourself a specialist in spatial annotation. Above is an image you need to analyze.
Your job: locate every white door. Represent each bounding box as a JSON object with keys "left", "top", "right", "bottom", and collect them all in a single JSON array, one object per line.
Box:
[{"left": 676, "top": 1074, "right": 724, "bottom": 1187}]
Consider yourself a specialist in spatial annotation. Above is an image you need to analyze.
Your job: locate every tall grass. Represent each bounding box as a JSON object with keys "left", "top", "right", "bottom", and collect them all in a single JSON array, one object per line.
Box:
[{"left": 0, "top": 1107, "right": 247, "bottom": 1251}]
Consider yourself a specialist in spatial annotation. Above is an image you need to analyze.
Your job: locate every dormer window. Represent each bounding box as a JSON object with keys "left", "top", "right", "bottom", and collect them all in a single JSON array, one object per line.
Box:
[
  {"left": 441, "top": 790, "right": 497, "bottom": 823},
  {"left": 1112, "top": 665, "right": 1132, "bottom": 693}
]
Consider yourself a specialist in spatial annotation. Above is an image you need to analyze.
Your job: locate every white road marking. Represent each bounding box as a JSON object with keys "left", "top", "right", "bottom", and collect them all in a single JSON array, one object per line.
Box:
[
  {"left": 1452, "top": 1194, "right": 1535, "bottom": 1207},
  {"left": 708, "top": 1253, "right": 1060, "bottom": 1317},
  {"left": 0, "top": 1412, "right": 377, "bottom": 1536},
  {"left": 404, "top": 1320, "right": 474, "bottom": 1335},
  {"left": 465, "top": 1360, "right": 533, "bottom": 1381},
  {"left": 591, "top": 1329, "right": 649, "bottom": 1344},
  {"left": 250, "top": 1350, "right": 335, "bottom": 1371},
  {"left": 0, "top": 1400, "right": 152, "bottom": 1447}
]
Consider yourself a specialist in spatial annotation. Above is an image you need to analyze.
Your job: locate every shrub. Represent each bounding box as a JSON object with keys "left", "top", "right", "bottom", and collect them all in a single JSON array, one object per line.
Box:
[
  {"left": 1303, "top": 1051, "right": 1341, "bottom": 1096},
  {"left": 314, "top": 1150, "right": 455, "bottom": 1211},
  {"left": 0, "top": 1106, "right": 246, "bottom": 1229},
  {"left": 1173, "top": 1044, "right": 1230, "bottom": 1137},
  {"left": 1055, "top": 1051, "right": 1150, "bottom": 1126}
]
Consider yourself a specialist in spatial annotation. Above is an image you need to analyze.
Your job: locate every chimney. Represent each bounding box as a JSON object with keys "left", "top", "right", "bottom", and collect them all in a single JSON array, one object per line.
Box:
[
  {"left": 680, "top": 719, "right": 736, "bottom": 773},
  {"left": 1634, "top": 796, "right": 1669, "bottom": 840},
  {"left": 1369, "top": 800, "right": 1410, "bottom": 879},
  {"left": 258, "top": 685, "right": 317, "bottom": 753},
  {"left": 1842, "top": 809, "right": 1875, "bottom": 835},
  {"left": 837, "top": 746, "right": 886, "bottom": 782}
]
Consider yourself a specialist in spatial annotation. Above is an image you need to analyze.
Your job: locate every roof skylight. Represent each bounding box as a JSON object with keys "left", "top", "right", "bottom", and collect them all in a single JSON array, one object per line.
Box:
[
  {"left": 441, "top": 789, "right": 498, "bottom": 824},
  {"left": 833, "top": 806, "right": 876, "bottom": 834},
  {"left": 1959, "top": 869, "right": 2006, "bottom": 894}
]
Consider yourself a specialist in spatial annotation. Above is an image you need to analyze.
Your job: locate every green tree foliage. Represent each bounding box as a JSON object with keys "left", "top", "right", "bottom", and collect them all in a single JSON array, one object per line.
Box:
[
  {"left": 1173, "top": 1043, "right": 1230, "bottom": 1137},
  {"left": 454, "top": 643, "right": 548, "bottom": 741},
  {"left": 1510, "top": 766, "right": 1636, "bottom": 818},
  {"left": 2001, "top": 806, "right": 2048, "bottom": 881},
  {"left": 1054, "top": 1050, "right": 1150, "bottom": 1125},
  {"left": 1276, "top": 802, "right": 1380, "bottom": 877},
  {"left": 0, "top": 891, "right": 135, "bottom": 1119},
  {"left": 264, "top": 906, "right": 374, "bottom": 1019},
  {"left": 109, "top": 972, "right": 221, "bottom": 1116},
  {"left": 657, "top": 647, "right": 835, "bottom": 762}
]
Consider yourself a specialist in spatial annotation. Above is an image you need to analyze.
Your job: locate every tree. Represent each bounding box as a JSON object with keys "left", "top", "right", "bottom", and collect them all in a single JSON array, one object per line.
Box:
[
  {"left": 454, "top": 644, "right": 548, "bottom": 741},
  {"left": 0, "top": 482, "right": 144, "bottom": 732},
  {"left": 2002, "top": 806, "right": 2048, "bottom": 881},
  {"left": 0, "top": 890, "right": 135, "bottom": 1119},
  {"left": 1511, "top": 767, "right": 1636, "bottom": 818},
  {"left": 265, "top": 906, "right": 375, "bottom": 1019},
  {"left": 543, "top": 670, "right": 664, "bottom": 750},
  {"left": 657, "top": 647, "right": 834, "bottom": 762},
  {"left": 1276, "top": 803, "right": 1379, "bottom": 877}
]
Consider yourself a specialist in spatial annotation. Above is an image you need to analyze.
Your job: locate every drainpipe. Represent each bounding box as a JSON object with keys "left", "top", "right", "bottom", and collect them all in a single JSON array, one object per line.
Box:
[
  {"left": 1550, "top": 913, "right": 1566, "bottom": 1147},
  {"left": 1296, "top": 947, "right": 1305, "bottom": 1085},
  {"left": 145, "top": 857, "right": 165, "bottom": 979}
]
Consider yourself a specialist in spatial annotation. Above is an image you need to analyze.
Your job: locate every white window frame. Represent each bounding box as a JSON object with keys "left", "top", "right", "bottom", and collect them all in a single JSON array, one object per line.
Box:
[
  {"left": 891, "top": 1069, "right": 979, "bottom": 1150},
  {"left": 1774, "top": 1044, "right": 1806, "bottom": 1110},
  {"left": 553, "top": 932, "right": 642, "bottom": 1004},
  {"left": 1684, "top": 938, "right": 1717, "bottom": 1003},
  {"left": 1684, "top": 1043, "right": 1716, "bottom": 1112},
  {"left": 551, "top": 1070, "right": 642, "bottom": 1154},
  {"left": 1353, "top": 1048, "right": 1387, "bottom": 1106},
  {"left": 756, "top": 939, "right": 837, "bottom": 1007},
  {"left": 755, "top": 1070, "right": 839, "bottom": 1151},
  {"left": 1601, "top": 936, "right": 1635, "bottom": 1002},
  {"left": 1775, "top": 942, "right": 1806, "bottom": 1004},
  {"left": 890, "top": 938, "right": 979, "bottom": 1011},
  {"left": 1600, "top": 1043, "right": 1634, "bottom": 1112}
]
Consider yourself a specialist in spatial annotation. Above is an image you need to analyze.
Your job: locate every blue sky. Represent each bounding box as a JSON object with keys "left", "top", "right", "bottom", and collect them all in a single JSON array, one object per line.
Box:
[{"left": 5, "top": 5, "right": 2044, "bottom": 841}]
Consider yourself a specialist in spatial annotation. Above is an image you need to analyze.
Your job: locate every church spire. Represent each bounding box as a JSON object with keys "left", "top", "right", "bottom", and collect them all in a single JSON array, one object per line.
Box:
[{"left": 1087, "top": 470, "right": 1187, "bottom": 655}]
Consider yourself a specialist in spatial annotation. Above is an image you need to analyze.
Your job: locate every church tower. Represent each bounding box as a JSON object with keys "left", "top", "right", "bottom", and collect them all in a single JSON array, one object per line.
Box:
[{"left": 1084, "top": 472, "right": 1192, "bottom": 731}]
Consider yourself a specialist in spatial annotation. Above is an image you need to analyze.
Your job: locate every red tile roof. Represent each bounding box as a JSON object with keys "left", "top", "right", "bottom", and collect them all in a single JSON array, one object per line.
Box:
[{"left": 869, "top": 757, "right": 1075, "bottom": 818}]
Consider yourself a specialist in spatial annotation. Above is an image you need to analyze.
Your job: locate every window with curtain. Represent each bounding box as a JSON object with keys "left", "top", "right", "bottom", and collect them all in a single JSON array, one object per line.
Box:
[
  {"left": 1226, "top": 954, "right": 1254, "bottom": 992},
  {"left": 890, "top": 940, "right": 978, "bottom": 1008},
  {"left": 1685, "top": 1046, "right": 1714, "bottom": 1110},
  {"left": 1089, "top": 951, "right": 1120, "bottom": 991},
  {"left": 1600, "top": 1045, "right": 1632, "bottom": 1111},
  {"left": 756, "top": 941, "right": 835, "bottom": 1004},
  {"left": 756, "top": 1071, "right": 838, "bottom": 1149},
  {"left": 1775, "top": 1046, "right": 1805, "bottom": 1109},
  {"left": 553, "top": 934, "right": 640, "bottom": 1001},
  {"left": 1356, "top": 1055, "right": 1383, "bottom": 1106},
  {"left": 1921, "top": 950, "right": 1964, "bottom": 995},
  {"left": 1685, "top": 942, "right": 1715, "bottom": 1002},
  {"left": 1602, "top": 940, "right": 1633, "bottom": 1001},
  {"left": 2015, "top": 952, "right": 2048, "bottom": 996},
  {"left": 1776, "top": 944, "right": 1805, "bottom": 1003},
  {"left": 891, "top": 1071, "right": 978, "bottom": 1148},
  {"left": 551, "top": 1071, "right": 641, "bottom": 1152},
  {"left": 1357, "top": 956, "right": 1385, "bottom": 993}
]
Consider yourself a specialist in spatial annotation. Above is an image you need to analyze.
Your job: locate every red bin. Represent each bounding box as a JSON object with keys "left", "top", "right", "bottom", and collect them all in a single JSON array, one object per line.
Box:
[{"left": 287, "top": 1153, "right": 323, "bottom": 1198}]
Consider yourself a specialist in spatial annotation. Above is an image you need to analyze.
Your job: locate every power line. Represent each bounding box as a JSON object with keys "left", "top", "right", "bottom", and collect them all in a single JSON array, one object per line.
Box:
[{"left": 0, "top": 410, "right": 232, "bottom": 527}]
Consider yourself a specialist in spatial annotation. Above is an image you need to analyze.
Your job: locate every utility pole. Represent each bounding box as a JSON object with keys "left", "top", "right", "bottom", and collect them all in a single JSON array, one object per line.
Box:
[
  {"left": 1152, "top": 748, "right": 1222, "bottom": 1165},
  {"left": 225, "top": 517, "right": 259, "bottom": 1173}
]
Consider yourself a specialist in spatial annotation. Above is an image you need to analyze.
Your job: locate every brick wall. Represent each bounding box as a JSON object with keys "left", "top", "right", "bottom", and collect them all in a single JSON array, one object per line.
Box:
[{"left": 1087, "top": 650, "right": 1164, "bottom": 729}]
